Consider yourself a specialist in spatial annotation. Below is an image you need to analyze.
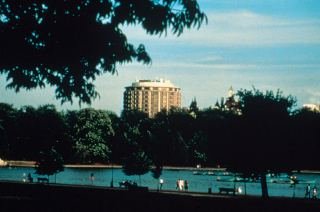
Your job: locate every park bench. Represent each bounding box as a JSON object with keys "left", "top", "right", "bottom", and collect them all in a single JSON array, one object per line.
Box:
[
  {"left": 119, "top": 180, "right": 137, "bottom": 188},
  {"left": 37, "top": 177, "right": 49, "bottom": 183},
  {"left": 119, "top": 180, "right": 148, "bottom": 192},
  {"left": 219, "top": 187, "right": 236, "bottom": 195}
]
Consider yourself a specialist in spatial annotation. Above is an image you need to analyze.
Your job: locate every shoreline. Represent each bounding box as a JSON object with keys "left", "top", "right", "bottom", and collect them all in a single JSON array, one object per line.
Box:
[
  {"left": 4, "top": 160, "right": 320, "bottom": 174},
  {"left": 5, "top": 160, "right": 225, "bottom": 171}
]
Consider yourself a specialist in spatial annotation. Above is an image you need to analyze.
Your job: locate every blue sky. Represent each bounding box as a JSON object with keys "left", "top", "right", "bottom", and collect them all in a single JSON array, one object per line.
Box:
[{"left": 1, "top": 0, "right": 320, "bottom": 114}]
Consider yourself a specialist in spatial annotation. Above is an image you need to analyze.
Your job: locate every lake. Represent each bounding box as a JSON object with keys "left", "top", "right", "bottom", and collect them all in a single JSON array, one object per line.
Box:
[{"left": 0, "top": 166, "right": 319, "bottom": 198}]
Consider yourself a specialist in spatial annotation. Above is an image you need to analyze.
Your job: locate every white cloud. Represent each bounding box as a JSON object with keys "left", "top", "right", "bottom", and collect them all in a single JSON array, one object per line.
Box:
[
  {"left": 116, "top": 58, "right": 320, "bottom": 72},
  {"left": 121, "top": 10, "right": 320, "bottom": 47},
  {"left": 117, "top": 61, "right": 257, "bottom": 71},
  {"left": 195, "top": 55, "right": 224, "bottom": 64},
  {"left": 305, "top": 89, "right": 320, "bottom": 104}
]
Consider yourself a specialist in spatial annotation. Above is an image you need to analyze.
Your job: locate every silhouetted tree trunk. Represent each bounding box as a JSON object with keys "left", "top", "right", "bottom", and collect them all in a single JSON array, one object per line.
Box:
[
  {"left": 261, "top": 173, "right": 269, "bottom": 198},
  {"left": 110, "top": 163, "right": 114, "bottom": 188}
]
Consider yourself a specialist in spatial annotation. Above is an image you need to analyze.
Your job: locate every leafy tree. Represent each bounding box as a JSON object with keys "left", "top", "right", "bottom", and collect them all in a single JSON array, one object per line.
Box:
[
  {"left": 149, "top": 118, "right": 167, "bottom": 179},
  {"left": 0, "top": 0, "right": 206, "bottom": 104},
  {"left": 0, "top": 103, "right": 17, "bottom": 158},
  {"left": 226, "top": 88, "right": 296, "bottom": 198},
  {"left": 214, "top": 97, "right": 226, "bottom": 111},
  {"left": 196, "top": 107, "right": 236, "bottom": 167},
  {"left": 72, "top": 108, "right": 114, "bottom": 163},
  {"left": 151, "top": 108, "right": 194, "bottom": 166},
  {"left": 237, "top": 88, "right": 296, "bottom": 119},
  {"left": 104, "top": 110, "right": 120, "bottom": 162},
  {"left": 107, "top": 113, "right": 124, "bottom": 165},
  {"left": 189, "top": 131, "right": 207, "bottom": 165},
  {"left": 35, "top": 147, "right": 64, "bottom": 181},
  {"left": 122, "top": 150, "right": 152, "bottom": 185},
  {"left": 291, "top": 108, "right": 320, "bottom": 170},
  {"left": 118, "top": 110, "right": 151, "bottom": 156},
  {"left": 14, "top": 105, "right": 67, "bottom": 160},
  {"left": 63, "top": 110, "right": 80, "bottom": 162},
  {"left": 189, "top": 97, "right": 199, "bottom": 117},
  {"left": 121, "top": 110, "right": 148, "bottom": 127},
  {"left": 119, "top": 109, "right": 154, "bottom": 184},
  {"left": 0, "top": 121, "right": 3, "bottom": 147},
  {"left": 36, "top": 105, "right": 67, "bottom": 153},
  {"left": 14, "top": 106, "right": 38, "bottom": 160},
  {"left": 151, "top": 165, "right": 163, "bottom": 180}
]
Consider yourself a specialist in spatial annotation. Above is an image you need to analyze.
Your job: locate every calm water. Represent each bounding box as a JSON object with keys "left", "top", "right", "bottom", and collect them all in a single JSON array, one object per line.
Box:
[{"left": 0, "top": 166, "right": 319, "bottom": 198}]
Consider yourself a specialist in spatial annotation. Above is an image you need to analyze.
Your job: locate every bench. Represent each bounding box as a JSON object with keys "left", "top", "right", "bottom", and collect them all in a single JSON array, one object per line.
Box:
[
  {"left": 219, "top": 187, "right": 236, "bottom": 195},
  {"left": 37, "top": 177, "right": 49, "bottom": 183},
  {"left": 119, "top": 181, "right": 148, "bottom": 192},
  {"left": 119, "top": 180, "right": 137, "bottom": 188}
]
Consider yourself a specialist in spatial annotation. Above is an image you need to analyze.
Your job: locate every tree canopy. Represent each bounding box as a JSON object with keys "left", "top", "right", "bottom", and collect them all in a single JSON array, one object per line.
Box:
[
  {"left": 35, "top": 147, "right": 64, "bottom": 177},
  {"left": 1, "top": 88, "right": 319, "bottom": 197},
  {"left": 227, "top": 88, "right": 297, "bottom": 198},
  {"left": 72, "top": 108, "right": 114, "bottom": 163},
  {"left": 0, "top": 0, "right": 206, "bottom": 104}
]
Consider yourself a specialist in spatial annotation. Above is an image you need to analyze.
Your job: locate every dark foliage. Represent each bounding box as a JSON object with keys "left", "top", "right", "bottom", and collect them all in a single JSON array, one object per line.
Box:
[
  {"left": 35, "top": 147, "right": 64, "bottom": 176},
  {"left": 122, "top": 150, "right": 152, "bottom": 177},
  {"left": 0, "top": 0, "right": 206, "bottom": 104},
  {"left": 226, "top": 88, "right": 297, "bottom": 198},
  {"left": 0, "top": 103, "right": 17, "bottom": 158},
  {"left": 0, "top": 88, "right": 319, "bottom": 197}
]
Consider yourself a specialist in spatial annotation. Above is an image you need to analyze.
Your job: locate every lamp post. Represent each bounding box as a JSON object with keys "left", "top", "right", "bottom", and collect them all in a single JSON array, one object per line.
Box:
[{"left": 110, "top": 163, "right": 114, "bottom": 188}]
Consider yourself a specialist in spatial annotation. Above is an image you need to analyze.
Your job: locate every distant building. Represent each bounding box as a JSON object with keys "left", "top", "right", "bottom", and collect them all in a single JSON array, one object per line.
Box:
[
  {"left": 123, "top": 79, "right": 181, "bottom": 117},
  {"left": 226, "top": 86, "right": 241, "bottom": 114},
  {"left": 225, "top": 86, "right": 238, "bottom": 111},
  {"left": 303, "top": 104, "right": 320, "bottom": 112},
  {"left": 227, "top": 86, "right": 235, "bottom": 98}
]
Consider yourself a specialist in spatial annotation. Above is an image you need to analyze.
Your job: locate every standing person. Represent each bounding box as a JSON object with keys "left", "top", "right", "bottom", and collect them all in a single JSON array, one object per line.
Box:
[
  {"left": 90, "top": 173, "right": 95, "bottom": 185},
  {"left": 176, "top": 179, "right": 179, "bottom": 190},
  {"left": 27, "top": 173, "right": 33, "bottom": 183},
  {"left": 305, "top": 184, "right": 311, "bottom": 198},
  {"left": 159, "top": 178, "right": 164, "bottom": 190},
  {"left": 312, "top": 185, "right": 317, "bottom": 199},
  {"left": 179, "top": 179, "right": 184, "bottom": 191},
  {"left": 22, "top": 173, "right": 26, "bottom": 182},
  {"left": 184, "top": 180, "right": 189, "bottom": 191}
]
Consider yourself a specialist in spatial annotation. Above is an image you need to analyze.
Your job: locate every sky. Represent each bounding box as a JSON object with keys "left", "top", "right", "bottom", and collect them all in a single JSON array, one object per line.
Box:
[{"left": 1, "top": 0, "right": 320, "bottom": 114}]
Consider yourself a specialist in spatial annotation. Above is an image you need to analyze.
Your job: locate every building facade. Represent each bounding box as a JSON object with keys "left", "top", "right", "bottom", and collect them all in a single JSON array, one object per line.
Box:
[
  {"left": 303, "top": 104, "right": 320, "bottom": 112},
  {"left": 123, "top": 79, "right": 181, "bottom": 117}
]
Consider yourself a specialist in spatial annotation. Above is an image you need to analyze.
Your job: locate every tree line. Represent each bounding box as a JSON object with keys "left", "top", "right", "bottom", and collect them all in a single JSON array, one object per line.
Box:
[{"left": 0, "top": 88, "right": 319, "bottom": 197}]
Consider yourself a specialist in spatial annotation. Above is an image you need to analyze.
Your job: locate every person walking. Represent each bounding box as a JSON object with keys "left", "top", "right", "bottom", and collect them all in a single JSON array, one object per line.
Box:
[
  {"left": 305, "top": 184, "right": 311, "bottom": 198},
  {"left": 184, "top": 180, "right": 189, "bottom": 191}
]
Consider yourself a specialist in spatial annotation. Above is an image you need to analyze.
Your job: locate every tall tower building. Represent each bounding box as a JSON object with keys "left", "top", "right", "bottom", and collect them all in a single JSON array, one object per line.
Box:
[{"left": 123, "top": 79, "right": 181, "bottom": 117}]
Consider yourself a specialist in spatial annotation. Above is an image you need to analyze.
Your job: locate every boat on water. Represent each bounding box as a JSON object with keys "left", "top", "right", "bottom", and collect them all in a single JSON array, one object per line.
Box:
[
  {"left": 207, "top": 171, "right": 214, "bottom": 175},
  {"left": 193, "top": 171, "right": 232, "bottom": 176},
  {"left": 0, "top": 158, "right": 7, "bottom": 167},
  {"left": 269, "top": 179, "right": 291, "bottom": 184},
  {"left": 192, "top": 171, "right": 203, "bottom": 175},
  {"left": 216, "top": 176, "right": 249, "bottom": 182}
]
